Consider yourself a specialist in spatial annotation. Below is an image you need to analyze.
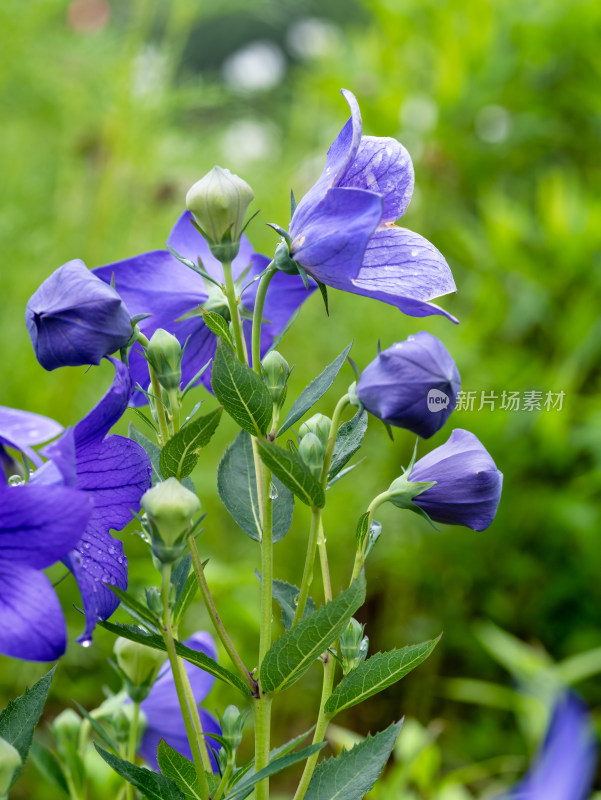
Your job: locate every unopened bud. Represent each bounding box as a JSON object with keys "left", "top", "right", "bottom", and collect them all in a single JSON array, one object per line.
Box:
[
  {"left": 114, "top": 638, "right": 165, "bottom": 701},
  {"left": 112, "top": 704, "right": 147, "bottom": 745},
  {"left": 186, "top": 166, "right": 254, "bottom": 262},
  {"left": 141, "top": 478, "right": 201, "bottom": 563},
  {"left": 261, "top": 351, "right": 290, "bottom": 408},
  {"left": 0, "top": 736, "right": 21, "bottom": 797},
  {"left": 146, "top": 329, "right": 182, "bottom": 391},
  {"left": 339, "top": 618, "right": 368, "bottom": 675},
  {"left": 299, "top": 414, "right": 331, "bottom": 448},
  {"left": 220, "top": 705, "right": 246, "bottom": 752},
  {"left": 299, "top": 432, "right": 324, "bottom": 478},
  {"left": 51, "top": 709, "right": 81, "bottom": 753}
]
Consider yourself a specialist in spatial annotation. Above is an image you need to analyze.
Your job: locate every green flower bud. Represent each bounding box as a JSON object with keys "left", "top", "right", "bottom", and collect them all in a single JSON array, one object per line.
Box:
[
  {"left": 186, "top": 166, "right": 254, "bottom": 262},
  {"left": 339, "top": 618, "right": 369, "bottom": 675},
  {"left": 0, "top": 736, "right": 21, "bottom": 798},
  {"left": 141, "top": 478, "right": 201, "bottom": 563},
  {"left": 114, "top": 638, "right": 165, "bottom": 701},
  {"left": 220, "top": 705, "right": 246, "bottom": 752},
  {"left": 299, "top": 432, "right": 324, "bottom": 478},
  {"left": 51, "top": 709, "right": 82, "bottom": 751},
  {"left": 261, "top": 351, "right": 291, "bottom": 408},
  {"left": 112, "top": 704, "right": 147, "bottom": 745},
  {"left": 146, "top": 328, "right": 182, "bottom": 391},
  {"left": 299, "top": 413, "right": 332, "bottom": 448}
]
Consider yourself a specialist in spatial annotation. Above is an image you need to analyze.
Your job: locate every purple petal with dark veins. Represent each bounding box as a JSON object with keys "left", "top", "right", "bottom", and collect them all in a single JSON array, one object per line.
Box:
[
  {"left": 340, "top": 135, "right": 414, "bottom": 223},
  {"left": 63, "top": 526, "right": 128, "bottom": 644},
  {"left": 34, "top": 428, "right": 78, "bottom": 487},
  {"left": 0, "top": 563, "right": 67, "bottom": 661},
  {"left": 0, "top": 484, "right": 92, "bottom": 568},
  {"left": 74, "top": 357, "right": 133, "bottom": 448},
  {"left": 290, "top": 187, "right": 383, "bottom": 285},
  {"left": 291, "top": 89, "right": 362, "bottom": 233}
]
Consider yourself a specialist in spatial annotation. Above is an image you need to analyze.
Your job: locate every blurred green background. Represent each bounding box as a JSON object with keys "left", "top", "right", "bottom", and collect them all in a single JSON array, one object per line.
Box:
[{"left": 1, "top": 0, "right": 601, "bottom": 797}]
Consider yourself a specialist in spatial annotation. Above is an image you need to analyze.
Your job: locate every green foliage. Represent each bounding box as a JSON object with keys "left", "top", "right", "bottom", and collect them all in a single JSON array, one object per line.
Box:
[
  {"left": 157, "top": 742, "right": 213, "bottom": 800},
  {"left": 260, "top": 573, "right": 366, "bottom": 693},
  {"left": 277, "top": 343, "right": 353, "bottom": 435},
  {"left": 271, "top": 578, "right": 316, "bottom": 629},
  {"left": 304, "top": 720, "right": 402, "bottom": 800},
  {"left": 328, "top": 410, "right": 368, "bottom": 480},
  {"left": 212, "top": 341, "right": 272, "bottom": 436},
  {"left": 97, "top": 746, "right": 185, "bottom": 800},
  {"left": 160, "top": 407, "right": 223, "bottom": 479},
  {"left": 200, "top": 309, "right": 235, "bottom": 351},
  {"left": 217, "top": 431, "right": 294, "bottom": 542},
  {"left": 256, "top": 440, "right": 325, "bottom": 508},
  {"left": 325, "top": 636, "right": 442, "bottom": 716},
  {"left": 225, "top": 744, "right": 327, "bottom": 800}
]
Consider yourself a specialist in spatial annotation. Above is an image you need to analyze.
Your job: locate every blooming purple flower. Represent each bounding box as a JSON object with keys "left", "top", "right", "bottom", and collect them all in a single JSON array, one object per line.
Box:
[
  {"left": 26, "top": 259, "right": 132, "bottom": 371},
  {"left": 0, "top": 482, "right": 93, "bottom": 661},
  {"left": 136, "top": 632, "right": 221, "bottom": 771},
  {"left": 0, "top": 359, "right": 152, "bottom": 646},
  {"left": 93, "top": 212, "right": 314, "bottom": 405},
  {"left": 503, "top": 692, "right": 597, "bottom": 800},
  {"left": 409, "top": 429, "right": 502, "bottom": 530},
  {"left": 287, "top": 89, "right": 456, "bottom": 321},
  {"left": 356, "top": 332, "right": 460, "bottom": 438}
]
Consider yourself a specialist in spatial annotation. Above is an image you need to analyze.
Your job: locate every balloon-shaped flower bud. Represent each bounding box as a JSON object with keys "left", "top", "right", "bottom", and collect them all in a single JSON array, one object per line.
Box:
[
  {"left": 25, "top": 259, "right": 132, "bottom": 371},
  {"left": 146, "top": 328, "right": 183, "bottom": 391},
  {"left": 186, "top": 166, "right": 254, "bottom": 262},
  {"left": 220, "top": 705, "right": 246, "bottom": 753},
  {"left": 0, "top": 736, "right": 21, "bottom": 799},
  {"left": 114, "top": 637, "right": 165, "bottom": 701},
  {"left": 299, "top": 414, "right": 332, "bottom": 448},
  {"left": 141, "top": 478, "right": 201, "bottom": 563},
  {"left": 261, "top": 351, "right": 291, "bottom": 408},
  {"left": 299, "top": 432, "right": 324, "bottom": 478},
  {"left": 51, "top": 709, "right": 82, "bottom": 753},
  {"left": 339, "top": 618, "right": 369, "bottom": 675},
  {"left": 356, "top": 332, "right": 460, "bottom": 438}
]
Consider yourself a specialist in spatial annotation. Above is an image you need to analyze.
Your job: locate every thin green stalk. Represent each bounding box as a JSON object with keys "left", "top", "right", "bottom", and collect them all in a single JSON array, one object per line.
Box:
[
  {"left": 136, "top": 331, "right": 170, "bottom": 444},
  {"left": 168, "top": 388, "right": 180, "bottom": 433},
  {"left": 179, "top": 666, "right": 212, "bottom": 771},
  {"left": 161, "top": 564, "right": 210, "bottom": 800},
  {"left": 351, "top": 491, "right": 389, "bottom": 582},
  {"left": 214, "top": 760, "right": 234, "bottom": 800},
  {"left": 188, "top": 535, "right": 258, "bottom": 695},
  {"left": 321, "top": 394, "right": 351, "bottom": 480},
  {"left": 292, "top": 506, "right": 321, "bottom": 625},
  {"left": 317, "top": 521, "right": 332, "bottom": 603},
  {"left": 251, "top": 266, "right": 276, "bottom": 375},
  {"left": 124, "top": 700, "right": 140, "bottom": 800},
  {"left": 221, "top": 261, "right": 246, "bottom": 363}
]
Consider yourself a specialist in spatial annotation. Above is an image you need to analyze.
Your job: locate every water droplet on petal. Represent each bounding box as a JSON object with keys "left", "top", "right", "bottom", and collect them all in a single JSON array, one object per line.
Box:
[
  {"left": 269, "top": 482, "right": 279, "bottom": 500},
  {"left": 8, "top": 475, "right": 24, "bottom": 486},
  {"left": 80, "top": 637, "right": 92, "bottom": 648}
]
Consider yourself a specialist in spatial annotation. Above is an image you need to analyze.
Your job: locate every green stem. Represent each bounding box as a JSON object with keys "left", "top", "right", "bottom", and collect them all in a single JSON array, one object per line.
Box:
[
  {"left": 168, "top": 388, "right": 180, "bottom": 433},
  {"left": 136, "top": 331, "right": 170, "bottom": 445},
  {"left": 180, "top": 665, "right": 213, "bottom": 771},
  {"left": 214, "top": 759, "right": 234, "bottom": 800},
  {"left": 124, "top": 700, "right": 140, "bottom": 800},
  {"left": 255, "top": 464, "right": 274, "bottom": 800},
  {"left": 292, "top": 506, "right": 321, "bottom": 626},
  {"left": 161, "top": 564, "right": 210, "bottom": 800},
  {"left": 350, "top": 491, "right": 389, "bottom": 582},
  {"left": 188, "top": 535, "right": 258, "bottom": 695},
  {"left": 251, "top": 266, "right": 276, "bottom": 375},
  {"left": 321, "top": 394, "right": 351, "bottom": 482},
  {"left": 222, "top": 261, "right": 246, "bottom": 363},
  {"left": 317, "top": 521, "right": 332, "bottom": 603}
]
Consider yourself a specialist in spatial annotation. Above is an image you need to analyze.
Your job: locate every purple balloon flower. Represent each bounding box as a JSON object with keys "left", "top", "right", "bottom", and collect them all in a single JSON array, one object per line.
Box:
[
  {"left": 287, "top": 89, "right": 457, "bottom": 321},
  {"left": 0, "top": 482, "right": 93, "bottom": 661},
  {"left": 136, "top": 632, "right": 221, "bottom": 771},
  {"left": 409, "top": 429, "right": 502, "bottom": 530},
  {"left": 93, "top": 212, "right": 315, "bottom": 405},
  {"left": 503, "top": 692, "right": 597, "bottom": 800},
  {"left": 26, "top": 259, "right": 132, "bottom": 371},
  {"left": 356, "top": 332, "right": 460, "bottom": 438},
  {"left": 0, "top": 359, "right": 152, "bottom": 646}
]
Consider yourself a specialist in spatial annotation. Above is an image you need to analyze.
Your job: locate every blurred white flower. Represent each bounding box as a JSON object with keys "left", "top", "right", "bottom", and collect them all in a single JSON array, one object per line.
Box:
[
  {"left": 222, "top": 41, "right": 285, "bottom": 92},
  {"left": 475, "top": 105, "right": 511, "bottom": 143},
  {"left": 286, "top": 17, "right": 342, "bottom": 60},
  {"left": 399, "top": 94, "right": 439, "bottom": 132},
  {"left": 222, "top": 119, "right": 280, "bottom": 166}
]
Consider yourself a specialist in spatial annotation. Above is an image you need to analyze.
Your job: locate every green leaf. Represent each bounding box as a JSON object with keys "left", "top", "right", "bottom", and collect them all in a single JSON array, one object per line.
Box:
[
  {"left": 225, "top": 744, "right": 326, "bottom": 800},
  {"left": 160, "top": 407, "right": 223, "bottom": 479},
  {"left": 278, "top": 343, "right": 353, "bottom": 436},
  {"left": 304, "top": 720, "right": 402, "bottom": 800},
  {"left": 30, "top": 742, "right": 69, "bottom": 796},
  {"left": 200, "top": 309, "right": 235, "bottom": 351},
  {"left": 72, "top": 701, "right": 120, "bottom": 752},
  {"left": 0, "top": 667, "right": 54, "bottom": 787},
  {"left": 256, "top": 440, "right": 325, "bottom": 508},
  {"left": 129, "top": 424, "right": 163, "bottom": 483},
  {"left": 260, "top": 573, "right": 366, "bottom": 694},
  {"left": 269, "top": 727, "right": 316, "bottom": 760},
  {"left": 211, "top": 340, "right": 272, "bottom": 436},
  {"left": 272, "top": 578, "right": 316, "bottom": 630},
  {"left": 97, "top": 620, "right": 252, "bottom": 697},
  {"left": 328, "top": 410, "right": 367, "bottom": 479},
  {"left": 324, "top": 636, "right": 442, "bottom": 716},
  {"left": 172, "top": 572, "right": 198, "bottom": 627},
  {"left": 157, "top": 741, "right": 214, "bottom": 799},
  {"left": 106, "top": 585, "right": 159, "bottom": 630},
  {"left": 218, "top": 431, "right": 294, "bottom": 543},
  {"left": 129, "top": 406, "right": 158, "bottom": 434},
  {"left": 96, "top": 746, "right": 185, "bottom": 800}
]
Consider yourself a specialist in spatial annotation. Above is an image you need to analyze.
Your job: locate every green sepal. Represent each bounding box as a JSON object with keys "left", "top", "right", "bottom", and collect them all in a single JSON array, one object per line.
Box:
[{"left": 315, "top": 280, "right": 329, "bottom": 315}]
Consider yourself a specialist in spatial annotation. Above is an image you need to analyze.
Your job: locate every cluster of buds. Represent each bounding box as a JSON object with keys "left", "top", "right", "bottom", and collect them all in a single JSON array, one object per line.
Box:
[
  {"left": 298, "top": 414, "right": 331, "bottom": 477},
  {"left": 339, "top": 618, "right": 369, "bottom": 675}
]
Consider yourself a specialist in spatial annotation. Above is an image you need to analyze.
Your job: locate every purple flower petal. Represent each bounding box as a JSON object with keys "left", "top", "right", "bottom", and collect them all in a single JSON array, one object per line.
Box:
[
  {"left": 340, "top": 135, "right": 414, "bottom": 223},
  {"left": 349, "top": 225, "right": 457, "bottom": 320},
  {"left": 74, "top": 357, "right": 133, "bottom": 448},
  {"left": 290, "top": 187, "right": 383, "bottom": 285},
  {"left": 26, "top": 259, "right": 132, "bottom": 370},
  {"left": 0, "top": 563, "right": 67, "bottom": 661},
  {"left": 505, "top": 692, "right": 597, "bottom": 800},
  {"left": 0, "top": 406, "right": 63, "bottom": 449},
  {"left": 0, "top": 484, "right": 92, "bottom": 568},
  {"left": 63, "top": 526, "right": 128, "bottom": 645},
  {"left": 291, "top": 88, "right": 363, "bottom": 233},
  {"left": 139, "top": 709, "right": 221, "bottom": 772}
]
